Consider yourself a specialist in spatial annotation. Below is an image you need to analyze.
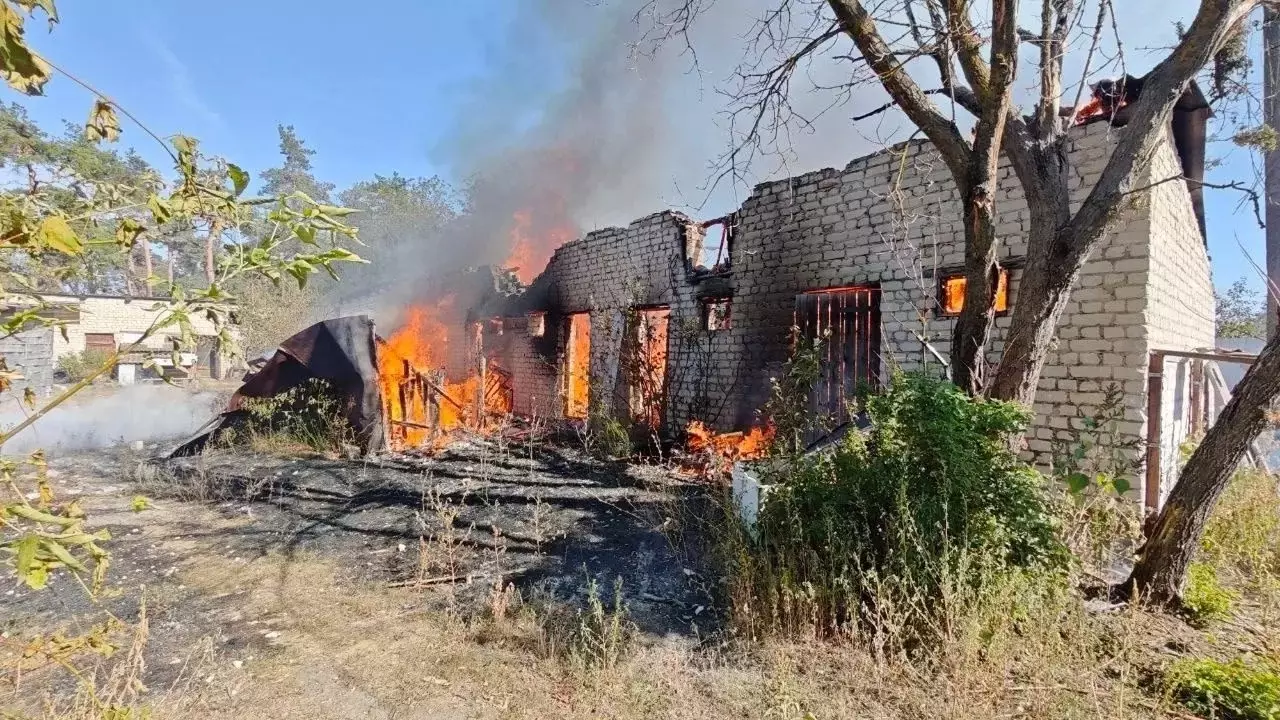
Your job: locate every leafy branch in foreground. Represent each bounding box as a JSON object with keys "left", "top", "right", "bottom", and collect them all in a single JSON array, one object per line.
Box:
[{"left": 0, "top": 0, "right": 365, "bottom": 592}]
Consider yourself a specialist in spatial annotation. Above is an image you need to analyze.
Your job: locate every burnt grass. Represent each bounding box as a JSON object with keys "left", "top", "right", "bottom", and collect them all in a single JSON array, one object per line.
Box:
[{"left": 149, "top": 439, "right": 719, "bottom": 637}]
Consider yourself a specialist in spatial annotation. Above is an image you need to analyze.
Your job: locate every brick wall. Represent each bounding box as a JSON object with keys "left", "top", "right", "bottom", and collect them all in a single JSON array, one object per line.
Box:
[
  {"left": 486, "top": 122, "right": 1208, "bottom": 488},
  {"left": 44, "top": 295, "right": 222, "bottom": 361}
]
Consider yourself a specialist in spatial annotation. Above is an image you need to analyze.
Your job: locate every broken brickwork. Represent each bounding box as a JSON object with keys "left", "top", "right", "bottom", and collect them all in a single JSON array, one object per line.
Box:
[{"left": 479, "top": 121, "right": 1213, "bottom": 500}]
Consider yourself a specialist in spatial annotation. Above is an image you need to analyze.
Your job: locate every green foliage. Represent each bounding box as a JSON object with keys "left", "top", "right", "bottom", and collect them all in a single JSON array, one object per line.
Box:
[
  {"left": 1050, "top": 384, "right": 1142, "bottom": 572},
  {"left": 1218, "top": 278, "right": 1267, "bottom": 340},
  {"left": 1184, "top": 562, "right": 1239, "bottom": 624},
  {"left": 55, "top": 346, "right": 112, "bottom": 383},
  {"left": 1168, "top": 657, "right": 1280, "bottom": 720},
  {"left": 763, "top": 327, "right": 826, "bottom": 455},
  {"left": 561, "top": 575, "right": 634, "bottom": 673},
  {"left": 590, "top": 413, "right": 633, "bottom": 459},
  {"left": 239, "top": 378, "right": 355, "bottom": 453},
  {"left": 1233, "top": 125, "right": 1279, "bottom": 154},
  {"left": 1203, "top": 469, "right": 1280, "bottom": 587},
  {"left": 1, "top": 450, "right": 109, "bottom": 592},
  {"left": 735, "top": 373, "right": 1066, "bottom": 641}
]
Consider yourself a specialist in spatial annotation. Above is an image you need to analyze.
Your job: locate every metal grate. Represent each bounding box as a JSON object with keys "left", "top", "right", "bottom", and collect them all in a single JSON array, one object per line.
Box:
[{"left": 793, "top": 286, "right": 881, "bottom": 424}]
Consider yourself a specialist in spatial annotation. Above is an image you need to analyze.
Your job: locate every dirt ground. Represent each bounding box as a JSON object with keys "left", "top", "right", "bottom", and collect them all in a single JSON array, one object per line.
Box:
[
  {"left": 1, "top": 438, "right": 726, "bottom": 719},
  {"left": 6, "top": 434, "right": 1278, "bottom": 719}
]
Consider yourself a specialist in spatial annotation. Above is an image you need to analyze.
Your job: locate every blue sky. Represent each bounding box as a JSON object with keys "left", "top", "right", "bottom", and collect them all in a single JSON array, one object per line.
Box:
[
  {"left": 19, "top": 0, "right": 513, "bottom": 188},
  {"left": 11, "top": 0, "right": 1268, "bottom": 294}
]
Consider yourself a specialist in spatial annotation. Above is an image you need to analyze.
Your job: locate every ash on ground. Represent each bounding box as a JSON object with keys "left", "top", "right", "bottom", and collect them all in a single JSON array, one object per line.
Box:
[{"left": 150, "top": 438, "right": 717, "bottom": 636}]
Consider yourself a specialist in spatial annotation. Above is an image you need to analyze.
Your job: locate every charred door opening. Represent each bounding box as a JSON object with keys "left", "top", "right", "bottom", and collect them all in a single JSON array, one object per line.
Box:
[
  {"left": 794, "top": 286, "right": 881, "bottom": 425},
  {"left": 627, "top": 306, "right": 670, "bottom": 429},
  {"left": 565, "top": 312, "right": 591, "bottom": 419}
]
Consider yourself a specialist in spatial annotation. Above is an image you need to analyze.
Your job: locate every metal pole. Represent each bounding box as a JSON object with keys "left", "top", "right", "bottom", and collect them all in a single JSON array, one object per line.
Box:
[{"left": 1265, "top": 7, "right": 1280, "bottom": 338}]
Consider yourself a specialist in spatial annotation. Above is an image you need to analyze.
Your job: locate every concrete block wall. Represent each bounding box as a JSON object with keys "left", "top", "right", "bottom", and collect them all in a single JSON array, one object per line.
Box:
[
  {"left": 1143, "top": 128, "right": 1217, "bottom": 503},
  {"left": 0, "top": 327, "right": 54, "bottom": 392}
]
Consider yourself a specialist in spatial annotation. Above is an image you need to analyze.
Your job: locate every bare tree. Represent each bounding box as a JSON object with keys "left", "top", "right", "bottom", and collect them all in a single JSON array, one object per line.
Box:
[
  {"left": 640, "top": 0, "right": 1274, "bottom": 601},
  {"left": 641, "top": 0, "right": 1261, "bottom": 401}
]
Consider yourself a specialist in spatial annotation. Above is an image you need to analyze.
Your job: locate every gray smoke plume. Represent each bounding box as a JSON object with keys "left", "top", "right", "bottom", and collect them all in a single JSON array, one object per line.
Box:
[
  {"left": 0, "top": 385, "right": 221, "bottom": 457},
  {"left": 324, "top": 0, "right": 1200, "bottom": 330},
  {"left": 431, "top": 0, "right": 895, "bottom": 282}
]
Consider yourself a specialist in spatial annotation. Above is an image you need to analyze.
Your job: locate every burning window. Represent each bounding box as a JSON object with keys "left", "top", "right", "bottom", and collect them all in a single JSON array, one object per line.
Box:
[
  {"left": 703, "top": 298, "right": 731, "bottom": 331},
  {"left": 565, "top": 312, "right": 591, "bottom": 419},
  {"left": 528, "top": 311, "right": 546, "bottom": 337},
  {"left": 939, "top": 268, "right": 1010, "bottom": 315},
  {"left": 488, "top": 317, "right": 505, "bottom": 336}
]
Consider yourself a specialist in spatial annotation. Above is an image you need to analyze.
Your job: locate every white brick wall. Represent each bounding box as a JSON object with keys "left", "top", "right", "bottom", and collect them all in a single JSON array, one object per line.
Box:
[
  {"left": 32, "top": 294, "right": 224, "bottom": 361},
  {"left": 485, "top": 121, "right": 1209, "bottom": 489}
]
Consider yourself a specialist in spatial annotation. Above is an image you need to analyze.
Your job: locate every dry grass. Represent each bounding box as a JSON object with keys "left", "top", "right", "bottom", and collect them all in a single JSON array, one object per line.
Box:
[{"left": 79, "top": 550, "right": 1199, "bottom": 720}]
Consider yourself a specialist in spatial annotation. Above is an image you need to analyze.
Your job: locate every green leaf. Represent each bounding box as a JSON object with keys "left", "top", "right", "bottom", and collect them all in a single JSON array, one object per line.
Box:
[
  {"left": 1065, "top": 472, "right": 1090, "bottom": 495},
  {"left": 114, "top": 217, "right": 144, "bottom": 248},
  {"left": 84, "top": 99, "right": 121, "bottom": 143},
  {"left": 41, "top": 537, "right": 85, "bottom": 571},
  {"left": 317, "top": 204, "right": 358, "bottom": 217},
  {"left": 293, "top": 224, "right": 316, "bottom": 245},
  {"left": 6, "top": 503, "right": 77, "bottom": 525},
  {"left": 0, "top": 4, "right": 51, "bottom": 95},
  {"left": 227, "top": 163, "right": 249, "bottom": 197},
  {"left": 147, "top": 195, "right": 172, "bottom": 224},
  {"left": 12, "top": 1, "right": 58, "bottom": 27},
  {"left": 171, "top": 134, "right": 197, "bottom": 156},
  {"left": 35, "top": 215, "right": 82, "bottom": 255},
  {"left": 1111, "top": 477, "right": 1132, "bottom": 496},
  {"left": 130, "top": 495, "right": 151, "bottom": 512},
  {"left": 23, "top": 564, "right": 47, "bottom": 590},
  {"left": 15, "top": 533, "right": 37, "bottom": 576}
]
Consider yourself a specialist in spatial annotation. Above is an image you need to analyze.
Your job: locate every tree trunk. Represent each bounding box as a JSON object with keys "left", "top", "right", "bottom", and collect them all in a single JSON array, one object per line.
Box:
[
  {"left": 951, "top": 190, "right": 999, "bottom": 394},
  {"left": 167, "top": 247, "right": 175, "bottom": 286},
  {"left": 142, "top": 240, "right": 153, "bottom": 285},
  {"left": 1121, "top": 331, "right": 1280, "bottom": 604},
  {"left": 205, "top": 219, "right": 222, "bottom": 285},
  {"left": 988, "top": 140, "right": 1075, "bottom": 405},
  {"left": 125, "top": 246, "right": 137, "bottom": 297}
]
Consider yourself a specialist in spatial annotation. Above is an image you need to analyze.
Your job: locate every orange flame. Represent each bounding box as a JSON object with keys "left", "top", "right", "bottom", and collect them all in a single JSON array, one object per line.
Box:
[
  {"left": 685, "top": 420, "right": 775, "bottom": 476},
  {"left": 507, "top": 209, "right": 576, "bottom": 284},
  {"left": 377, "top": 297, "right": 513, "bottom": 451},
  {"left": 565, "top": 312, "right": 591, "bottom": 418}
]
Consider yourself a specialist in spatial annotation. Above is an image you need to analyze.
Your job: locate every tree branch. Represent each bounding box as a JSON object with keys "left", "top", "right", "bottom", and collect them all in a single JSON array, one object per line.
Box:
[
  {"left": 826, "top": 0, "right": 972, "bottom": 180},
  {"left": 1063, "top": 0, "right": 1265, "bottom": 253}
]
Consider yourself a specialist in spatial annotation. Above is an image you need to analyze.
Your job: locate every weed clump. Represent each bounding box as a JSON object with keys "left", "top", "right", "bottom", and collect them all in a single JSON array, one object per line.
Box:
[
  {"left": 1184, "top": 562, "right": 1239, "bottom": 624},
  {"left": 538, "top": 575, "right": 636, "bottom": 675},
  {"left": 1203, "top": 469, "right": 1280, "bottom": 588},
  {"left": 728, "top": 372, "right": 1066, "bottom": 644},
  {"left": 237, "top": 377, "right": 354, "bottom": 453},
  {"left": 1167, "top": 657, "right": 1280, "bottom": 720}
]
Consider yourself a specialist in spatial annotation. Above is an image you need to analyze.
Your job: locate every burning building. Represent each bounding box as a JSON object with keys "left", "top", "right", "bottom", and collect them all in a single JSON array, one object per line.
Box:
[
  {"left": 374, "top": 89, "right": 1214, "bottom": 511},
  {"left": 199, "top": 82, "right": 1213, "bottom": 514}
]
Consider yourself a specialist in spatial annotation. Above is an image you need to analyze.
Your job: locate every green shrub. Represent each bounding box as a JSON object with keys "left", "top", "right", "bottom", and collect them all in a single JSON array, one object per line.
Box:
[
  {"left": 1048, "top": 383, "right": 1142, "bottom": 574},
  {"left": 55, "top": 348, "right": 113, "bottom": 383},
  {"left": 734, "top": 372, "right": 1066, "bottom": 642},
  {"left": 1184, "top": 562, "right": 1238, "bottom": 624},
  {"left": 239, "top": 378, "right": 354, "bottom": 453},
  {"left": 1203, "top": 469, "right": 1280, "bottom": 586},
  {"left": 1167, "top": 657, "right": 1280, "bottom": 720}
]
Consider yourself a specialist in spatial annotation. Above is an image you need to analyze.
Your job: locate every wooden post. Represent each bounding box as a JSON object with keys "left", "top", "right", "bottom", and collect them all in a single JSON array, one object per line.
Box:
[
  {"left": 1145, "top": 352, "right": 1165, "bottom": 512},
  {"left": 1189, "top": 359, "right": 1204, "bottom": 438}
]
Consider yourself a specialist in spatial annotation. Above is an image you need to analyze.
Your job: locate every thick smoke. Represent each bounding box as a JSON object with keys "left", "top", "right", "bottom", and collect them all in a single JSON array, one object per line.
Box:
[
  {"left": 331, "top": 0, "right": 1203, "bottom": 328},
  {"left": 431, "top": 0, "right": 895, "bottom": 280},
  {"left": 0, "top": 385, "right": 220, "bottom": 456}
]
